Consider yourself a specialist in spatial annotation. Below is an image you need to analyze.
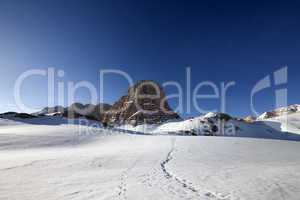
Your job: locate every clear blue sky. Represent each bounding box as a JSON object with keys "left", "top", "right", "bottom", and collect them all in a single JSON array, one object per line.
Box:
[{"left": 0, "top": 0, "right": 300, "bottom": 118}]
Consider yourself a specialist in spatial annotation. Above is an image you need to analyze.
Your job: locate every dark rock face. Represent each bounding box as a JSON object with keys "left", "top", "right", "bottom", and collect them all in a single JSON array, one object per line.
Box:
[
  {"left": 102, "top": 80, "right": 180, "bottom": 125},
  {"left": 15, "top": 113, "right": 37, "bottom": 119},
  {"left": 0, "top": 112, "right": 37, "bottom": 119},
  {"left": 0, "top": 112, "right": 18, "bottom": 118}
]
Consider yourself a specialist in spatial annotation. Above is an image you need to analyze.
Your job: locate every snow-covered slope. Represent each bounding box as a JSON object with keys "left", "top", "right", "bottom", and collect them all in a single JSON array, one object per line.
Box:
[
  {"left": 2, "top": 109, "right": 300, "bottom": 141},
  {"left": 259, "top": 112, "right": 300, "bottom": 135},
  {"left": 0, "top": 119, "right": 299, "bottom": 200},
  {"left": 119, "top": 112, "right": 300, "bottom": 141},
  {"left": 257, "top": 104, "right": 300, "bottom": 120},
  {"left": 254, "top": 104, "right": 300, "bottom": 135}
]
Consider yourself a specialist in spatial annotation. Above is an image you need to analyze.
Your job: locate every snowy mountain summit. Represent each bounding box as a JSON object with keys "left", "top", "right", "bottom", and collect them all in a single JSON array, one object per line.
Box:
[{"left": 257, "top": 104, "right": 300, "bottom": 120}]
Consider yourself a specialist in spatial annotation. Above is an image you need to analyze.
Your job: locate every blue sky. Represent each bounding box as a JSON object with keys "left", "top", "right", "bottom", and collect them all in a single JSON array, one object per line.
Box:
[{"left": 0, "top": 0, "right": 300, "bottom": 118}]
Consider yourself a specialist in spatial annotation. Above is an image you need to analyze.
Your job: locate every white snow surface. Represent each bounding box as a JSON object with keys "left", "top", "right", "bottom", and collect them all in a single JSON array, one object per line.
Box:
[
  {"left": 0, "top": 118, "right": 300, "bottom": 200},
  {"left": 258, "top": 112, "right": 300, "bottom": 135}
]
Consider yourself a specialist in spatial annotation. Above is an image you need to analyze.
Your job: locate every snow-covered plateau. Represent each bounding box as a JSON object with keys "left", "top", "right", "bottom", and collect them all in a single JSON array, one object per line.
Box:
[{"left": 0, "top": 116, "right": 299, "bottom": 200}]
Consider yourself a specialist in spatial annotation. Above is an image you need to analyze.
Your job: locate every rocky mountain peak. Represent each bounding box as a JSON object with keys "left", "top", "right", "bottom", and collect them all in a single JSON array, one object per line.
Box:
[{"left": 103, "top": 80, "right": 180, "bottom": 125}]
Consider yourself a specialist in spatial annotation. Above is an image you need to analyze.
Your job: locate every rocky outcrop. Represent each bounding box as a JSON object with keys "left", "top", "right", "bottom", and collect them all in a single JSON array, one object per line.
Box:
[{"left": 102, "top": 80, "right": 180, "bottom": 125}]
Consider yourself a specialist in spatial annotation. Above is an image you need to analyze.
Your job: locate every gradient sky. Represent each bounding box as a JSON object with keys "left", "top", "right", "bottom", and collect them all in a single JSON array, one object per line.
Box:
[{"left": 0, "top": 0, "right": 300, "bottom": 118}]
